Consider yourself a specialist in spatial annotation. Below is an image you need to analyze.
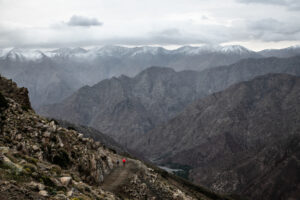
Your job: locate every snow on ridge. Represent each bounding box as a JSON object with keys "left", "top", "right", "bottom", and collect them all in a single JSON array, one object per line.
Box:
[
  {"left": 220, "top": 45, "right": 251, "bottom": 54},
  {"left": 131, "top": 46, "right": 168, "bottom": 56},
  {"left": 1, "top": 48, "right": 45, "bottom": 61},
  {"left": 174, "top": 45, "right": 252, "bottom": 55},
  {"left": 0, "top": 44, "right": 256, "bottom": 60}
]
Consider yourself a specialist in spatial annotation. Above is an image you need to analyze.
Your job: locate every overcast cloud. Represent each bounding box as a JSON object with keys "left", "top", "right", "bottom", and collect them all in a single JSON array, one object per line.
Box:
[
  {"left": 237, "top": 0, "right": 300, "bottom": 10},
  {"left": 66, "top": 15, "right": 103, "bottom": 27},
  {"left": 0, "top": 0, "right": 299, "bottom": 50}
]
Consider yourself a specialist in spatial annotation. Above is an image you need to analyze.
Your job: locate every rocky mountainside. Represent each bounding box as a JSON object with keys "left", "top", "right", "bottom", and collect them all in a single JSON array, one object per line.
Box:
[
  {"left": 0, "top": 45, "right": 261, "bottom": 108},
  {"left": 134, "top": 74, "right": 300, "bottom": 200},
  {"left": 39, "top": 56, "right": 300, "bottom": 148},
  {"left": 0, "top": 75, "right": 233, "bottom": 199},
  {"left": 54, "top": 119, "right": 126, "bottom": 154}
]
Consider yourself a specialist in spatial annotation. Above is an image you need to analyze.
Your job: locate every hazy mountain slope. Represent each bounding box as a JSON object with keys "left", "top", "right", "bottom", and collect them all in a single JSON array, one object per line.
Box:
[
  {"left": 259, "top": 45, "right": 300, "bottom": 58},
  {"left": 134, "top": 74, "right": 300, "bottom": 200},
  {"left": 0, "top": 57, "right": 82, "bottom": 108},
  {"left": 39, "top": 56, "right": 300, "bottom": 148},
  {"left": 0, "top": 75, "right": 231, "bottom": 200}
]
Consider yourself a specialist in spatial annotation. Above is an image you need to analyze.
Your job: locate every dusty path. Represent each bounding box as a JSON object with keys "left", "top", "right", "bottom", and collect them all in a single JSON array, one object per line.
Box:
[{"left": 101, "top": 161, "right": 138, "bottom": 193}]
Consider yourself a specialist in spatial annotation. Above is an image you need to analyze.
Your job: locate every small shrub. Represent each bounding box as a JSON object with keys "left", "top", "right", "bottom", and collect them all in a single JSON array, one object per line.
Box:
[
  {"left": 39, "top": 175, "right": 55, "bottom": 187},
  {"left": 52, "top": 149, "right": 71, "bottom": 169},
  {"left": 50, "top": 165, "right": 62, "bottom": 175},
  {"left": 4, "top": 153, "right": 18, "bottom": 164},
  {"left": 23, "top": 163, "right": 36, "bottom": 172},
  {"left": 0, "top": 92, "right": 8, "bottom": 110},
  {"left": 25, "top": 156, "right": 38, "bottom": 165},
  {"left": 71, "top": 198, "right": 82, "bottom": 200},
  {"left": 67, "top": 126, "right": 76, "bottom": 131},
  {"left": 46, "top": 187, "right": 57, "bottom": 196},
  {"left": 23, "top": 167, "right": 32, "bottom": 174}
]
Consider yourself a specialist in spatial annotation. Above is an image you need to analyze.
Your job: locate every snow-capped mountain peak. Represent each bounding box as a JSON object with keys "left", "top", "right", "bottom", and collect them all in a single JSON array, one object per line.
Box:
[
  {"left": 93, "top": 45, "right": 132, "bottom": 57},
  {"left": 173, "top": 44, "right": 252, "bottom": 55},
  {"left": 131, "top": 46, "right": 168, "bottom": 56},
  {"left": 3, "top": 48, "right": 45, "bottom": 61},
  {"left": 44, "top": 47, "right": 88, "bottom": 58},
  {"left": 220, "top": 45, "right": 251, "bottom": 54}
]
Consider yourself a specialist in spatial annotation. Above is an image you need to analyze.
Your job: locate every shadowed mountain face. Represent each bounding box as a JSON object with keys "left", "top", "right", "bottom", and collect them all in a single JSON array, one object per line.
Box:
[
  {"left": 39, "top": 56, "right": 300, "bottom": 148},
  {"left": 134, "top": 74, "right": 300, "bottom": 200}
]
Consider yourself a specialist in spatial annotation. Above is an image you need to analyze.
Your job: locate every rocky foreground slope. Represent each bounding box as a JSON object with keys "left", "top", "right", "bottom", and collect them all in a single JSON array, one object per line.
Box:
[
  {"left": 39, "top": 56, "right": 300, "bottom": 148},
  {"left": 0, "top": 75, "right": 233, "bottom": 200},
  {"left": 134, "top": 74, "right": 300, "bottom": 200}
]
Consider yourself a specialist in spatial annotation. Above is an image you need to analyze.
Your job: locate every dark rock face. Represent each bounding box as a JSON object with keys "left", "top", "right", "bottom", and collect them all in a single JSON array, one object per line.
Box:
[
  {"left": 39, "top": 56, "right": 300, "bottom": 148},
  {"left": 134, "top": 74, "right": 300, "bottom": 200},
  {"left": 0, "top": 75, "right": 32, "bottom": 110}
]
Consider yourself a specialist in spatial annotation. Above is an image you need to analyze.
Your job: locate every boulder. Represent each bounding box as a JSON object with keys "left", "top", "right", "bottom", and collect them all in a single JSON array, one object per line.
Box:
[{"left": 59, "top": 177, "right": 72, "bottom": 186}]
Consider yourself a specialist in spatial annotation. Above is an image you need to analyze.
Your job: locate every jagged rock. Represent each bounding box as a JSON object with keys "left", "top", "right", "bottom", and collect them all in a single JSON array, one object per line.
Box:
[
  {"left": 39, "top": 190, "right": 48, "bottom": 197},
  {"left": 59, "top": 177, "right": 72, "bottom": 186},
  {"left": 0, "top": 155, "right": 23, "bottom": 173},
  {"left": 15, "top": 134, "right": 22, "bottom": 140},
  {"left": 66, "top": 189, "right": 73, "bottom": 197},
  {"left": 43, "top": 131, "right": 51, "bottom": 138},
  {"left": 54, "top": 194, "right": 67, "bottom": 200},
  {"left": 32, "top": 145, "right": 39, "bottom": 151},
  {"left": 28, "top": 182, "right": 45, "bottom": 191},
  {"left": 0, "top": 147, "right": 9, "bottom": 153}
]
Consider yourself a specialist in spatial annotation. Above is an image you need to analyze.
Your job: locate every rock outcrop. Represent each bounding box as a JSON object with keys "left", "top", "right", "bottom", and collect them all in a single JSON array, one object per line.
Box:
[{"left": 0, "top": 75, "right": 31, "bottom": 110}]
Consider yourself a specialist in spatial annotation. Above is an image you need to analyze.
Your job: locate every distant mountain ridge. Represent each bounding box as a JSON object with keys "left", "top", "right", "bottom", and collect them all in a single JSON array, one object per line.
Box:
[
  {"left": 0, "top": 45, "right": 258, "bottom": 60},
  {"left": 1, "top": 44, "right": 299, "bottom": 108},
  {"left": 2, "top": 45, "right": 300, "bottom": 61},
  {"left": 39, "top": 56, "right": 300, "bottom": 148}
]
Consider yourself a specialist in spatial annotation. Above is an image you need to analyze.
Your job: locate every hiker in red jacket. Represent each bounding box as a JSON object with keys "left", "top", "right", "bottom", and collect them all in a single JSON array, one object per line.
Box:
[{"left": 122, "top": 158, "right": 126, "bottom": 167}]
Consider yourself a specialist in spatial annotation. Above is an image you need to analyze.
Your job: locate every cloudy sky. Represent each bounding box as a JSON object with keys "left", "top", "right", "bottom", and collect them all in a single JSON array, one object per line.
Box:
[{"left": 0, "top": 0, "right": 300, "bottom": 50}]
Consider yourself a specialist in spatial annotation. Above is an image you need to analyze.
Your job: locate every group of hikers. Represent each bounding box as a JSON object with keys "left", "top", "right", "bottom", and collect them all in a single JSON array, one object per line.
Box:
[{"left": 116, "top": 158, "right": 126, "bottom": 167}]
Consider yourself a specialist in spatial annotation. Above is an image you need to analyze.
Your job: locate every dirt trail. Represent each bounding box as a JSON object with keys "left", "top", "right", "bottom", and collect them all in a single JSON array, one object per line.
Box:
[{"left": 101, "top": 161, "right": 138, "bottom": 192}]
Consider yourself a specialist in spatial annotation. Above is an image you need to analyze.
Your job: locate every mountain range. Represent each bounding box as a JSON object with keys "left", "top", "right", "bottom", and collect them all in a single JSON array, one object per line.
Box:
[
  {"left": 1, "top": 45, "right": 300, "bottom": 108},
  {"left": 39, "top": 55, "right": 300, "bottom": 148},
  {"left": 134, "top": 73, "right": 300, "bottom": 200},
  {"left": 2, "top": 45, "right": 300, "bottom": 200}
]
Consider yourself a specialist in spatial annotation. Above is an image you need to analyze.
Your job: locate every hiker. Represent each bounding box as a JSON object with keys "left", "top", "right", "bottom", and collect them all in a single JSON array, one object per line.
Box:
[
  {"left": 122, "top": 158, "right": 126, "bottom": 167},
  {"left": 116, "top": 160, "right": 119, "bottom": 166}
]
